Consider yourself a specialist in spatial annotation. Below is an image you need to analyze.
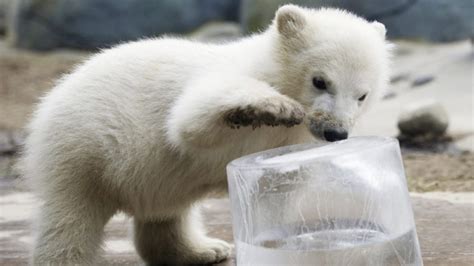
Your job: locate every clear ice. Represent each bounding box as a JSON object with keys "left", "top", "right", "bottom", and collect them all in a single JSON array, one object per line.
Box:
[{"left": 227, "top": 137, "right": 423, "bottom": 266}]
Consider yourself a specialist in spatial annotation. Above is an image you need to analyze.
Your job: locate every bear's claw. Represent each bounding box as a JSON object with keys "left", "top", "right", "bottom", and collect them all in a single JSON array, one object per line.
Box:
[{"left": 224, "top": 96, "right": 305, "bottom": 129}]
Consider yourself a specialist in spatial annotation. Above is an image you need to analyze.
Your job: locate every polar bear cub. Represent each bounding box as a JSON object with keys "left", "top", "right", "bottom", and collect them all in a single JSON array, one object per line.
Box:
[{"left": 21, "top": 4, "right": 391, "bottom": 265}]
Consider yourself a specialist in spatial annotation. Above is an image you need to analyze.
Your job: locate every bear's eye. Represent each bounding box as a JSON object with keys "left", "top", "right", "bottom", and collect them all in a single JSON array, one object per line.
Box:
[
  {"left": 358, "top": 94, "right": 367, "bottom": 101},
  {"left": 312, "top": 77, "right": 327, "bottom": 90}
]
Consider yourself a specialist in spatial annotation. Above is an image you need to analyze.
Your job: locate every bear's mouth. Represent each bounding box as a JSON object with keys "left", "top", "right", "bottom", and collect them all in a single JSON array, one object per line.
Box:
[
  {"left": 307, "top": 117, "right": 348, "bottom": 142},
  {"left": 307, "top": 122, "right": 325, "bottom": 140}
]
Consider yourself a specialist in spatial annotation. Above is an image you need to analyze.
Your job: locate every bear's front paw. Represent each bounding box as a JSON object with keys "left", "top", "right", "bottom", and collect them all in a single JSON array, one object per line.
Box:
[
  {"left": 224, "top": 96, "right": 305, "bottom": 129},
  {"left": 183, "top": 237, "right": 231, "bottom": 264}
]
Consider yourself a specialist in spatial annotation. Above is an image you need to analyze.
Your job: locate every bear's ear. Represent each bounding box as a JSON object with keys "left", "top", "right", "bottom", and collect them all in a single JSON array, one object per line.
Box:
[
  {"left": 276, "top": 5, "right": 306, "bottom": 37},
  {"left": 372, "top": 21, "right": 386, "bottom": 38}
]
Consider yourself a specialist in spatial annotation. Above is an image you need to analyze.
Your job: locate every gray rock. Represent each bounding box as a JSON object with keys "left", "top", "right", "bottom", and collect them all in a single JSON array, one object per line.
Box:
[
  {"left": 0, "top": 0, "right": 15, "bottom": 35},
  {"left": 240, "top": 0, "right": 474, "bottom": 42},
  {"left": 390, "top": 73, "right": 410, "bottom": 84},
  {"left": 398, "top": 101, "right": 449, "bottom": 137},
  {"left": 190, "top": 22, "right": 242, "bottom": 43},
  {"left": 8, "top": 0, "right": 240, "bottom": 50}
]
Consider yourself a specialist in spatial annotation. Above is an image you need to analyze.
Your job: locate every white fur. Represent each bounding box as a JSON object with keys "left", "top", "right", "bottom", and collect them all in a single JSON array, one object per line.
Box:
[{"left": 20, "top": 5, "right": 391, "bottom": 265}]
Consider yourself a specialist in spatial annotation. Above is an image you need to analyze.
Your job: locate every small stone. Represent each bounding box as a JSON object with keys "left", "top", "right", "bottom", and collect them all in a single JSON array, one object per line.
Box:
[
  {"left": 412, "top": 75, "right": 435, "bottom": 88},
  {"left": 390, "top": 73, "right": 410, "bottom": 84},
  {"left": 0, "top": 131, "right": 14, "bottom": 155},
  {"left": 0, "top": 0, "right": 14, "bottom": 35},
  {"left": 398, "top": 101, "right": 449, "bottom": 137},
  {"left": 0, "top": 156, "right": 12, "bottom": 177}
]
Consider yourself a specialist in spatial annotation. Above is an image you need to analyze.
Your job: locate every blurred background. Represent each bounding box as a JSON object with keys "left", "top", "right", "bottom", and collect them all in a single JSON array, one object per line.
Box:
[{"left": 0, "top": 0, "right": 472, "bottom": 265}]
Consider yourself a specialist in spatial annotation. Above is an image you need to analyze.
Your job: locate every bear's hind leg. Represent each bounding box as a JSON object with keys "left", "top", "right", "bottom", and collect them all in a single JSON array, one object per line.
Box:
[
  {"left": 32, "top": 190, "right": 116, "bottom": 265},
  {"left": 134, "top": 207, "right": 231, "bottom": 265}
]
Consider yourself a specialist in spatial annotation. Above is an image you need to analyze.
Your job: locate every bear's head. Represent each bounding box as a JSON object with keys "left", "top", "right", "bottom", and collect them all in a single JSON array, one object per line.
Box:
[{"left": 272, "top": 5, "right": 392, "bottom": 142}]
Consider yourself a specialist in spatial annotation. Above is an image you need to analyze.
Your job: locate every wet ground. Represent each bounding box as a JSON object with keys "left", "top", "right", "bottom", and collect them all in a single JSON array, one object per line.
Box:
[{"left": 0, "top": 179, "right": 473, "bottom": 265}]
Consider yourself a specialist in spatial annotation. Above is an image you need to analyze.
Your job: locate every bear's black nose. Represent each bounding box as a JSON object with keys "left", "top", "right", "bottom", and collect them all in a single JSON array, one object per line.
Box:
[{"left": 323, "top": 129, "right": 348, "bottom": 142}]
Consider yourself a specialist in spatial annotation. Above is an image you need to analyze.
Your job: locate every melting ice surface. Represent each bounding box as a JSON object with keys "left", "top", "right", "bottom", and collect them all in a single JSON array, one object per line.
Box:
[
  {"left": 257, "top": 138, "right": 380, "bottom": 165},
  {"left": 257, "top": 226, "right": 388, "bottom": 250},
  {"left": 237, "top": 226, "right": 420, "bottom": 266}
]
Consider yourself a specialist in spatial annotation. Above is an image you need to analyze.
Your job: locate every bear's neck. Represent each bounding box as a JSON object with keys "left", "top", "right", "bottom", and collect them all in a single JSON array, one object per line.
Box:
[{"left": 228, "top": 28, "right": 284, "bottom": 91}]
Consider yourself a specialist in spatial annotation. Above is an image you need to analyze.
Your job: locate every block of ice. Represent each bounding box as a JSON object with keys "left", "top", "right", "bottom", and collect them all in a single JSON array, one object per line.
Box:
[{"left": 227, "top": 136, "right": 422, "bottom": 266}]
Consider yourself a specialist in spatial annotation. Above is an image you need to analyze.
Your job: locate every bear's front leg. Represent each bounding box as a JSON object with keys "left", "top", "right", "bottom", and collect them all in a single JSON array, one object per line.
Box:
[
  {"left": 223, "top": 95, "right": 305, "bottom": 129},
  {"left": 133, "top": 207, "right": 231, "bottom": 265},
  {"left": 167, "top": 75, "right": 306, "bottom": 149}
]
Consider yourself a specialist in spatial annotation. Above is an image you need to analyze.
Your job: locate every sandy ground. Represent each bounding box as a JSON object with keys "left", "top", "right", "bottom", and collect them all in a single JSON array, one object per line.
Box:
[
  {"left": 403, "top": 151, "right": 473, "bottom": 192},
  {"left": 0, "top": 40, "right": 88, "bottom": 130}
]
